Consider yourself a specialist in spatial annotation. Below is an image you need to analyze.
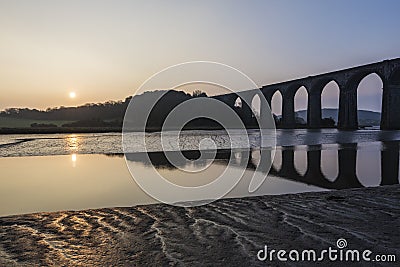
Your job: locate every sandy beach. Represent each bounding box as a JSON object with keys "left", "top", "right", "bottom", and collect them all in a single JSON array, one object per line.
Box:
[{"left": 0, "top": 185, "right": 398, "bottom": 266}]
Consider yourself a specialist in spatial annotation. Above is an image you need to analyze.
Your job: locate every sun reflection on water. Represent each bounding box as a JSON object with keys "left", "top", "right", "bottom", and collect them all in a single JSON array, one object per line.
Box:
[
  {"left": 71, "top": 153, "right": 77, "bottom": 167},
  {"left": 66, "top": 135, "right": 80, "bottom": 167},
  {"left": 66, "top": 134, "right": 80, "bottom": 152}
]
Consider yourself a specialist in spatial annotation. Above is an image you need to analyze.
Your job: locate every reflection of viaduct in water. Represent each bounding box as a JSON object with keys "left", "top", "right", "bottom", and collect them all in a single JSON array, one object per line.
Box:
[
  {"left": 125, "top": 142, "right": 399, "bottom": 190},
  {"left": 259, "top": 143, "right": 399, "bottom": 189},
  {"left": 213, "top": 58, "right": 400, "bottom": 129}
]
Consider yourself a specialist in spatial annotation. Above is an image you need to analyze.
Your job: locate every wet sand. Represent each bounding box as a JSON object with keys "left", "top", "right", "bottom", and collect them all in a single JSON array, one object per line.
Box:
[{"left": 0, "top": 185, "right": 399, "bottom": 266}]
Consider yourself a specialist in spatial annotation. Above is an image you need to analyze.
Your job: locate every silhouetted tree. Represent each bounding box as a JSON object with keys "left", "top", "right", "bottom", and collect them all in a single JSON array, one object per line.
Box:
[
  {"left": 192, "top": 90, "right": 207, "bottom": 97},
  {"left": 0, "top": 89, "right": 260, "bottom": 131}
]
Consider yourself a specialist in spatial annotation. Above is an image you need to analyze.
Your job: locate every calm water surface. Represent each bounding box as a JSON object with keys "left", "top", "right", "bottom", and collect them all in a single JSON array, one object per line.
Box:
[{"left": 0, "top": 130, "right": 399, "bottom": 216}]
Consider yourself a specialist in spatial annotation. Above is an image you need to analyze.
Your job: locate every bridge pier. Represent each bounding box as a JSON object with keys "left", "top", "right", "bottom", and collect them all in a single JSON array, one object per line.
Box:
[
  {"left": 280, "top": 148, "right": 299, "bottom": 177},
  {"left": 264, "top": 93, "right": 273, "bottom": 109},
  {"left": 381, "top": 83, "right": 389, "bottom": 129},
  {"left": 282, "top": 96, "right": 295, "bottom": 128},
  {"left": 239, "top": 94, "right": 254, "bottom": 127},
  {"left": 334, "top": 144, "right": 363, "bottom": 188},
  {"left": 338, "top": 89, "right": 358, "bottom": 130},
  {"left": 308, "top": 93, "right": 322, "bottom": 128},
  {"left": 381, "top": 142, "right": 399, "bottom": 185},
  {"left": 304, "top": 147, "right": 323, "bottom": 179},
  {"left": 262, "top": 92, "right": 279, "bottom": 129},
  {"left": 381, "top": 84, "right": 400, "bottom": 130}
]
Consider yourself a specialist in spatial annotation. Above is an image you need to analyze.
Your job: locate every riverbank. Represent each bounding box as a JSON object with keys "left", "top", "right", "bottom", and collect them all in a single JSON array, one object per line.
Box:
[
  {"left": 0, "top": 127, "right": 122, "bottom": 134},
  {"left": 0, "top": 185, "right": 398, "bottom": 266}
]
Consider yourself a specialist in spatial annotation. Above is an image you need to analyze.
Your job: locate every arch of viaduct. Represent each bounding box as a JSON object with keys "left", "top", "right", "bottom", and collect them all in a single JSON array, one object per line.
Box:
[{"left": 213, "top": 58, "right": 400, "bottom": 130}]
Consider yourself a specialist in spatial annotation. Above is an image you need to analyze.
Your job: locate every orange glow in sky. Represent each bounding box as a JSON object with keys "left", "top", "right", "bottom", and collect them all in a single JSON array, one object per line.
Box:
[{"left": 0, "top": 1, "right": 398, "bottom": 111}]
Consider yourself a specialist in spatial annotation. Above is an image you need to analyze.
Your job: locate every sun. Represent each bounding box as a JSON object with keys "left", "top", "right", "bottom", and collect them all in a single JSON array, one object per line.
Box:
[{"left": 69, "top": 92, "right": 76, "bottom": 98}]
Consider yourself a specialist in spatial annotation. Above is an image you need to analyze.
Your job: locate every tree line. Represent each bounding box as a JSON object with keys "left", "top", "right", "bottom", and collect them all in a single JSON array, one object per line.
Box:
[{"left": 1, "top": 90, "right": 332, "bottom": 130}]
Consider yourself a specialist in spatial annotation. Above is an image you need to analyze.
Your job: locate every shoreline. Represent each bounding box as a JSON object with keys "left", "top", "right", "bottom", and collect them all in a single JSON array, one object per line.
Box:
[
  {"left": 0, "top": 125, "right": 339, "bottom": 135},
  {"left": 0, "top": 127, "right": 122, "bottom": 135},
  {"left": 1, "top": 185, "right": 399, "bottom": 266}
]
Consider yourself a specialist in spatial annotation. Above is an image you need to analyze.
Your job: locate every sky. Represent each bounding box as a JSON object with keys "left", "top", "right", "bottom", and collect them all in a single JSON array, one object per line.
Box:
[{"left": 0, "top": 0, "right": 399, "bottom": 113}]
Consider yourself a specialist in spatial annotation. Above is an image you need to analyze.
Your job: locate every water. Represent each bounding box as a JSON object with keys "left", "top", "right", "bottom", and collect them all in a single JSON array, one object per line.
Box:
[
  {"left": 1, "top": 129, "right": 400, "bottom": 157},
  {"left": 0, "top": 129, "right": 399, "bottom": 216}
]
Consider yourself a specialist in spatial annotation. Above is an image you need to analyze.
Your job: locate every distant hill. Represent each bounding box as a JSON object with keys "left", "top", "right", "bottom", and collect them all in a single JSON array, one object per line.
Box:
[{"left": 295, "top": 108, "right": 381, "bottom": 126}]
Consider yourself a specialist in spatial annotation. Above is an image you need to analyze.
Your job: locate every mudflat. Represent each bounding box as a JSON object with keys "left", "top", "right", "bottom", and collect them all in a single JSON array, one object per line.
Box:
[{"left": 0, "top": 185, "right": 398, "bottom": 266}]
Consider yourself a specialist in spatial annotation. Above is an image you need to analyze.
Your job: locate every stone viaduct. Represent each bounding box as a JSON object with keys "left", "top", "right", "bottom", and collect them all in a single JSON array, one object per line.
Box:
[{"left": 213, "top": 58, "right": 400, "bottom": 130}]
